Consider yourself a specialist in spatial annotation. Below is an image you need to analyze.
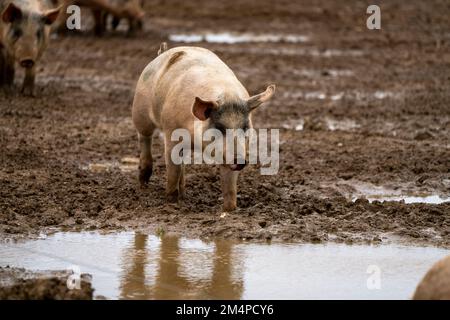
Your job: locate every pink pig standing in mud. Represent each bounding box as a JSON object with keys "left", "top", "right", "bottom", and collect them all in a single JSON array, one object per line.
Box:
[
  {"left": 132, "top": 44, "right": 276, "bottom": 211},
  {"left": 0, "top": 0, "right": 61, "bottom": 95}
]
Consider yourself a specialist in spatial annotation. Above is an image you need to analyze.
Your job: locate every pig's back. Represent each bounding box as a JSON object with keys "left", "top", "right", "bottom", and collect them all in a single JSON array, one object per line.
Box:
[
  {"left": 0, "top": 0, "right": 55, "bottom": 13},
  {"left": 136, "top": 46, "right": 248, "bottom": 129},
  {"left": 159, "top": 46, "right": 240, "bottom": 84}
]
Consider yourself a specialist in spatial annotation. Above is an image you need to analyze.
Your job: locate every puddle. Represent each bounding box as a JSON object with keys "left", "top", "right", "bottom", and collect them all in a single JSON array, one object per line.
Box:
[
  {"left": 1, "top": 232, "right": 448, "bottom": 299},
  {"left": 169, "top": 33, "right": 309, "bottom": 44},
  {"left": 219, "top": 46, "right": 365, "bottom": 57},
  {"left": 282, "top": 119, "right": 304, "bottom": 131},
  {"left": 349, "top": 183, "right": 449, "bottom": 204},
  {"left": 325, "top": 118, "right": 360, "bottom": 131},
  {"left": 361, "top": 195, "right": 449, "bottom": 204},
  {"left": 82, "top": 157, "right": 139, "bottom": 173},
  {"left": 283, "top": 90, "right": 402, "bottom": 101},
  {"left": 282, "top": 118, "right": 360, "bottom": 132}
]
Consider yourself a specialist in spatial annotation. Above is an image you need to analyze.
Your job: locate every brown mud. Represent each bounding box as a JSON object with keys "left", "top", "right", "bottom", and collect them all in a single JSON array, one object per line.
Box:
[
  {"left": 0, "top": 0, "right": 449, "bottom": 247},
  {"left": 0, "top": 267, "right": 93, "bottom": 299}
]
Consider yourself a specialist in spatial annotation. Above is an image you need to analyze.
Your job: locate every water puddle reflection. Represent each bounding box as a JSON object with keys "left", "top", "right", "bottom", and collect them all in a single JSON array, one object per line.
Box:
[{"left": 1, "top": 232, "right": 448, "bottom": 299}]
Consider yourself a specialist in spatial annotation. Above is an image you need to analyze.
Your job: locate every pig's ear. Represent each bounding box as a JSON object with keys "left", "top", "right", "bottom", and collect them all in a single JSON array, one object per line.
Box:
[
  {"left": 2, "top": 3, "right": 23, "bottom": 23},
  {"left": 247, "top": 84, "right": 276, "bottom": 111},
  {"left": 42, "top": 6, "right": 62, "bottom": 25},
  {"left": 192, "top": 97, "right": 218, "bottom": 121}
]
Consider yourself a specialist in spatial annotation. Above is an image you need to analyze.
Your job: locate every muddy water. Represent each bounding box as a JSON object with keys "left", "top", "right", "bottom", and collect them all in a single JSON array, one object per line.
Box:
[
  {"left": 364, "top": 195, "right": 449, "bottom": 204},
  {"left": 169, "top": 33, "right": 309, "bottom": 44},
  {"left": 0, "top": 232, "right": 448, "bottom": 300},
  {"left": 349, "top": 183, "right": 450, "bottom": 204}
]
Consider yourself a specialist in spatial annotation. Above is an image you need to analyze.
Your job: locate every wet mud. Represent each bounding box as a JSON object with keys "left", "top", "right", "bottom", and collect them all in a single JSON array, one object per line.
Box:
[
  {"left": 0, "top": 0, "right": 449, "bottom": 248},
  {"left": 0, "top": 267, "right": 93, "bottom": 300}
]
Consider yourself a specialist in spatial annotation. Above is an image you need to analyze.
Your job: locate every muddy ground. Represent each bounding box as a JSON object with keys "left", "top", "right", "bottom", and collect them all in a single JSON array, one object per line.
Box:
[
  {"left": 0, "top": 267, "right": 93, "bottom": 299},
  {"left": 0, "top": 0, "right": 449, "bottom": 247}
]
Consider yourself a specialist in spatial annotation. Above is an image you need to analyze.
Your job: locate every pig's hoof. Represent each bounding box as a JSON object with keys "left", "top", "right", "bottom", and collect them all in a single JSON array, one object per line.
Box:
[
  {"left": 139, "top": 166, "right": 152, "bottom": 187},
  {"left": 21, "top": 86, "right": 36, "bottom": 97},
  {"left": 166, "top": 191, "right": 179, "bottom": 203},
  {"left": 223, "top": 204, "right": 237, "bottom": 212}
]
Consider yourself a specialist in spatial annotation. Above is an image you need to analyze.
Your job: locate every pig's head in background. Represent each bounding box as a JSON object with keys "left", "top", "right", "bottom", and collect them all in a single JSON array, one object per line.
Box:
[
  {"left": 193, "top": 84, "right": 276, "bottom": 171},
  {"left": 1, "top": 3, "right": 61, "bottom": 69}
]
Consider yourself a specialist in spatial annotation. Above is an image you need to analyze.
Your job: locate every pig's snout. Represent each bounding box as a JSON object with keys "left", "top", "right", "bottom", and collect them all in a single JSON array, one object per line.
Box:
[
  {"left": 20, "top": 59, "right": 35, "bottom": 69},
  {"left": 229, "top": 158, "right": 247, "bottom": 171}
]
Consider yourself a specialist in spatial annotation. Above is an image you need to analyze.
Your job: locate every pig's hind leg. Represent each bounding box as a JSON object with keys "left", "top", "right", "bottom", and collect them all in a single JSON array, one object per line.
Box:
[
  {"left": 138, "top": 132, "right": 154, "bottom": 187},
  {"left": 164, "top": 139, "right": 184, "bottom": 203}
]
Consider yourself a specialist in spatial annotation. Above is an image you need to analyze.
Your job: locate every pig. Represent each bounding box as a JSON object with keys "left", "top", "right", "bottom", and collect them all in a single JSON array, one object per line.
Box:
[
  {"left": 108, "top": 0, "right": 144, "bottom": 35},
  {"left": 132, "top": 44, "right": 275, "bottom": 211},
  {"left": 54, "top": 0, "right": 143, "bottom": 36},
  {"left": 0, "top": 0, "right": 61, "bottom": 95},
  {"left": 413, "top": 255, "right": 450, "bottom": 300}
]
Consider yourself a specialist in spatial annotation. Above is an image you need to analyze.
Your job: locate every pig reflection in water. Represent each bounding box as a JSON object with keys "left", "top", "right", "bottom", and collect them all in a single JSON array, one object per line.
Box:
[
  {"left": 119, "top": 234, "right": 244, "bottom": 299},
  {"left": 132, "top": 44, "right": 276, "bottom": 211},
  {"left": 0, "top": 0, "right": 61, "bottom": 95}
]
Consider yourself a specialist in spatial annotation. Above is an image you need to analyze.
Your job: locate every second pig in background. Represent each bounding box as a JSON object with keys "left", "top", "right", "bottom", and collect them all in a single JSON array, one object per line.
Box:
[
  {"left": 0, "top": 0, "right": 61, "bottom": 95},
  {"left": 53, "top": 0, "right": 144, "bottom": 35}
]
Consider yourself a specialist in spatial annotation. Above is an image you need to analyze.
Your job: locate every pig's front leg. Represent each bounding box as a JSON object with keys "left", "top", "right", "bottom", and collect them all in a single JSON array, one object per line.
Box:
[
  {"left": 21, "top": 66, "right": 36, "bottom": 96},
  {"left": 0, "top": 51, "right": 15, "bottom": 90},
  {"left": 0, "top": 49, "right": 6, "bottom": 87},
  {"left": 220, "top": 166, "right": 239, "bottom": 211},
  {"left": 4, "top": 54, "right": 15, "bottom": 88}
]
